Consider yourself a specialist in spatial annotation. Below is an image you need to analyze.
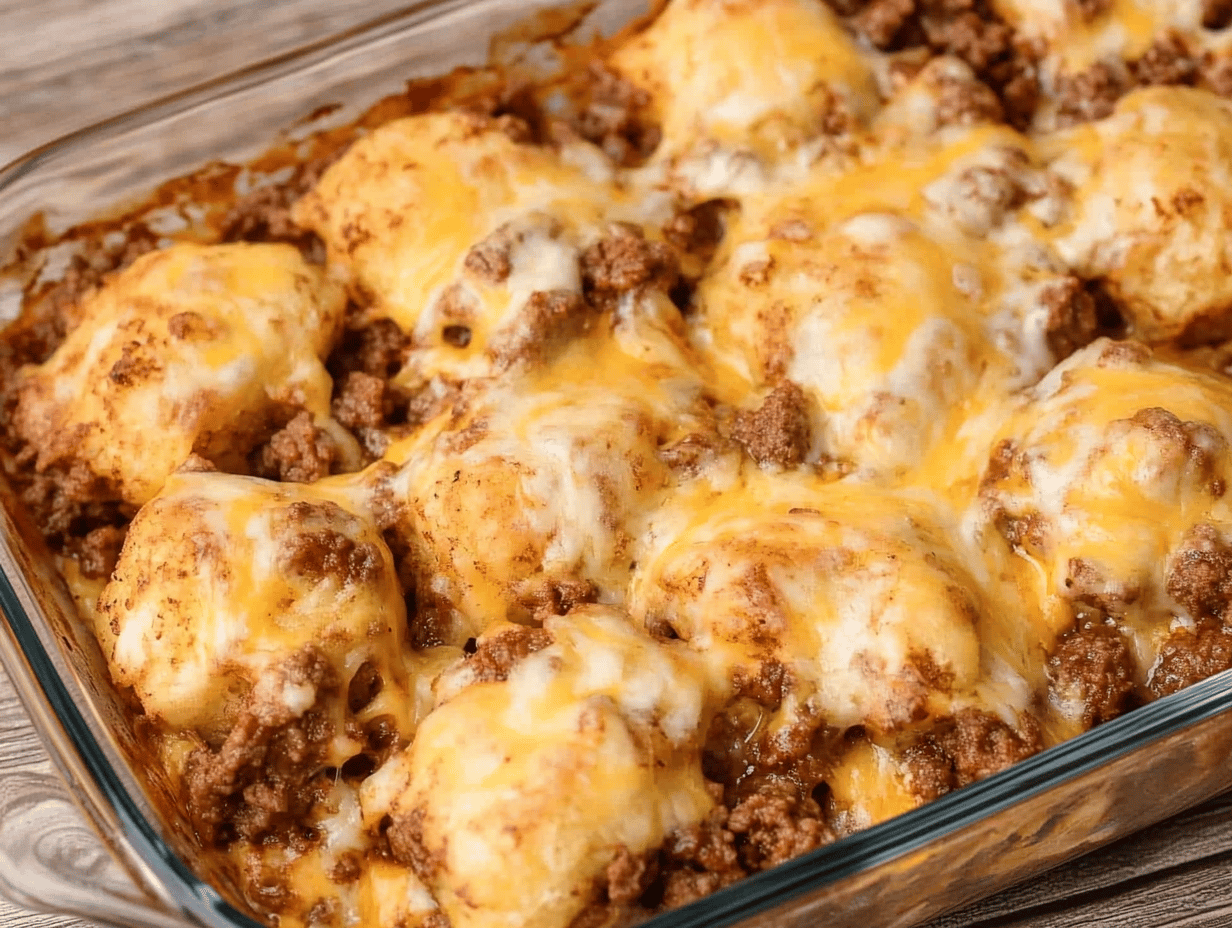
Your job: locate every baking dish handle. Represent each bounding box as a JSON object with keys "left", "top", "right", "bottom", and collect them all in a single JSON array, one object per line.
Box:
[{"left": 0, "top": 766, "right": 189, "bottom": 928}]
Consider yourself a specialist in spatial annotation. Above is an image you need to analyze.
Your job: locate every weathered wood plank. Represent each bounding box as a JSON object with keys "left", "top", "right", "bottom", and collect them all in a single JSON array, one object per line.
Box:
[{"left": 0, "top": 0, "right": 416, "bottom": 165}]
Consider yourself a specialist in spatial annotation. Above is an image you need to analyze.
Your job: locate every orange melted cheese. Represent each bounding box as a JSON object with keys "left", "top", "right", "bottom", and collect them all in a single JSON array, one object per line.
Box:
[
  {"left": 14, "top": 243, "right": 356, "bottom": 505},
  {"left": 611, "top": 0, "right": 880, "bottom": 162},
  {"left": 991, "top": 0, "right": 1214, "bottom": 116},
  {"left": 97, "top": 472, "right": 428, "bottom": 741},
  {"left": 49, "top": 3, "right": 1232, "bottom": 928},
  {"left": 977, "top": 340, "right": 1232, "bottom": 727},
  {"left": 381, "top": 608, "right": 715, "bottom": 928},
  {"left": 1042, "top": 87, "right": 1232, "bottom": 342}
]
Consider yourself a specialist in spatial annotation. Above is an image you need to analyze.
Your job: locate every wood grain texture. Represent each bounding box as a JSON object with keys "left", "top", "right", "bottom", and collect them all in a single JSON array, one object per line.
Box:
[
  {"left": 0, "top": 2, "right": 1230, "bottom": 927},
  {"left": 0, "top": 687, "right": 94, "bottom": 928},
  {"left": 0, "top": 0, "right": 416, "bottom": 166}
]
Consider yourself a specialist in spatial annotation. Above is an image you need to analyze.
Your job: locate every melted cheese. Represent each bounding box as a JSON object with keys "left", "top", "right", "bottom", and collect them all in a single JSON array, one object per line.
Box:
[
  {"left": 977, "top": 339, "right": 1232, "bottom": 723},
  {"left": 1043, "top": 87, "right": 1232, "bottom": 343},
  {"left": 14, "top": 243, "right": 353, "bottom": 505},
  {"left": 377, "top": 607, "right": 715, "bottom": 928},
  {"left": 827, "top": 739, "right": 918, "bottom": 834},
  {"left": 612, "top": 0, "right": 880, "bottom": 163},
  {"left": 96, "top": 471, "right": 421, "bottom": 744},
  {"left": 383, "top": 303, "right": 719, "bottom": 643},
  {"left": 631, "top": 469, "right": 1038, "bottom": 736}
]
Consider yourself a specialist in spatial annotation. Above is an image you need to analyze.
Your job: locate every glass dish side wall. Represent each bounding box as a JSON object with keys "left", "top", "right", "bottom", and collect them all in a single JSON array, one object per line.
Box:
[{"left": 0, "top": 2, "right": 1228, "bottom": 928}]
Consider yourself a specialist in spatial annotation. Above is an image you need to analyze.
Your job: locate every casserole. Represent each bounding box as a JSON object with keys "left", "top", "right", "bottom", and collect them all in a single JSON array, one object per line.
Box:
[{"left": 0, "top": 1, "right": 1227, "bottom": 926}]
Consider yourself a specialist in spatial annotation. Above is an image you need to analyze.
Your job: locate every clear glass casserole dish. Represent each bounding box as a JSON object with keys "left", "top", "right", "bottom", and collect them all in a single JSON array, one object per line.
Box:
[{"left": 0, "top": 2, "right": 1229, "bottom": 927}]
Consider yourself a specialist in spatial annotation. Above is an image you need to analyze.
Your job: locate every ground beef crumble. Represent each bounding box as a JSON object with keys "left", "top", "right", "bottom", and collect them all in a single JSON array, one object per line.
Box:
[
  {"left": 332, "top": 371, "right": 390, "bottom": 432},
  {"left": 604, "top": 847, "right": 656, "bottom": 907},
  {"left": 909, "top": 709, "right": 1042, "bottom": 791},
  {"left": 222, "top": 145, "right": 349, "bottom": 260},
  {"left": 250, "top": 411, "right": 339, "bottom": 484},
  {"left": 1054, "top": 61, "right": 1127, "bottom": 127},
  {"left": 652, "top": 800, "right": 744, "bottom": 910},
  {"left": 1133, "top": 34, "right": 1198, "bottom": 87},
  {"left": 624, "top": 778, "right": 833, "bottom": 917},
  {"left": 7, "top": 457, "right": 129, "bottom": 559},
  {"left": 701, "top": 698, "right": 833, "bottom": 814},
  {"left": 463, "top": 227, "right": 515, "bottom": 284},
  {"left": 1042, "top": 277, "right": 1102, "bottom": 360},
  {"left": 730, "top": 382, "right": 812, "bottom": 468},
  {"left": 463, "top": 625, "right": 553, "bottom": 684},
  {"left": 902, "top": 739, "right": 957, "bottom": 801},
  {"left": 581, "top": 223, "right": 679, "bottom": 310},
  {"left": 1149, "top": 620, "right": 1232, "bottom": 698},
  {"left": 67, "top": 524, "right": 127, "bottom": 580},
  {"left": 1167, "top": 523, "right": 1232, "bottom": 620},
  {"left": 567, "top": 848, "right": 658, "bottom": 928},
  {"left": 184, "top": 648, "right": 337, "bottom": 848},
  {"left": 1047, "top": 617, "right": 1140, "bottom": 726},
  {"left": 840, "top": 0, "right": 1040, "bottom": 129},
  {"left": 4, "top": 229, "right": 158, "bottom": 370},
  {"left": 725, "top": 783, "right": 831, "bottom": 870},
  {"left": 327, "top": 315, "right": 410, "bottom": 380},
  {"left": 565, "top": 63, "right": 662, "bottom": 167},
  {"left": 281, "top": 525, "right": 383, "bottom": 588},
  {"left": 323, "top": 315, "right": 415, "bottom": 456},
  {"left": 934, "top": 72, "right": 1006, "bottom": 126}
]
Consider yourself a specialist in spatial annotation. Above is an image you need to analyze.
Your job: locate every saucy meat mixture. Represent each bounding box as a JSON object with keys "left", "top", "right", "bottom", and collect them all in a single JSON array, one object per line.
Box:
[{"left": 5, "top": 2, "right": 1232, "bottom": 927}]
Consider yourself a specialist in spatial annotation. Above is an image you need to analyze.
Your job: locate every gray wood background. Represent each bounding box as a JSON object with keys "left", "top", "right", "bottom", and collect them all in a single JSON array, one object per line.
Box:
[{"left": 0, "top": 2, "right": 1229, "bottom": 927}]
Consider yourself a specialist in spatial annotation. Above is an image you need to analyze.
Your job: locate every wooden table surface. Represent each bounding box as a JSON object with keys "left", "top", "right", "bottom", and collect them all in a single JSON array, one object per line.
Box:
[{"left": 0, "top": 2, "right": 1230, "bottom": 927}]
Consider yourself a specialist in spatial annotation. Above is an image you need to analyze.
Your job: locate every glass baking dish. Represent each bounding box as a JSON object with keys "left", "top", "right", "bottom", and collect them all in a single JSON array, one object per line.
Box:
[{"left": 0, "top": 1, "right": 1229, "bottom": 927}]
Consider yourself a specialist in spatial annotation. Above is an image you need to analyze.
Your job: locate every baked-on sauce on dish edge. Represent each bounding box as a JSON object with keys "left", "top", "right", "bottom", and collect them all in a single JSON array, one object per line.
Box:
[{"left": 4, "top": 1, "right": 1232, "bottom": 926}]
